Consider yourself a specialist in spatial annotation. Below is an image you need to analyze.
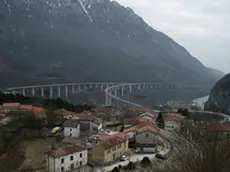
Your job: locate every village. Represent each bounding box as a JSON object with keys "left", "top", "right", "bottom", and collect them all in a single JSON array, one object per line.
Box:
[{"left": 1, "top": 102, "right": 230, "bottom": 172}]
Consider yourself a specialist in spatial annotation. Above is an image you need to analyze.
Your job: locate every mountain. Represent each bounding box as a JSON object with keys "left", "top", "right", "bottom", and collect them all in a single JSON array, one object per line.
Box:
[
  {"left": 208, "top": 68, "right": 225, "bottom": 80},
  {"left": 205, "top": 74, "right": 230, "bottom": 115},
  {"left": 0, "top": 0, "right": 221, "bottom": 87}
]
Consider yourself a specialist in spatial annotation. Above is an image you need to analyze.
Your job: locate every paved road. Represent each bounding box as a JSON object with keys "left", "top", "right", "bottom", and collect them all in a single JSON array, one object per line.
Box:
[{"left": 93, "top": 146, "right": 170, "bottom": 172}]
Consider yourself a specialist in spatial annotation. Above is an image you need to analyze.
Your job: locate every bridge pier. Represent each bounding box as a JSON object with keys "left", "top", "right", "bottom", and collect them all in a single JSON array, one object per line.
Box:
[
  {"left": 71, "top": 85, "right": 74, "bottom": 94},
  {"left": 50, "top": 87, "right": 53, "bottom": 97},
  {"left": 41, "top": 88, "right": 44, "bottom": 97},
  {"left": 65, "top": 86, "right": 68, "bottom": 98},
  {"left": 121, "top": 87, "right": 124, "bottom": 96},
  {"left": 58, "top": 86, "right": 61, "bottom": 97},
  {"left": 32, "top": 88, "right": 35, "bottom": 96},
  {"left": 129, "top": 85, "right": 132, "bottom": 93},
  {"left": 22, "top": 89, "right": 26, "bottom": 96},
  {"left": 138, "top": 84, "right": 141, "bottom": 90},
  {"left": 114, "top": 88, "right": 117, "bottom": 97}
]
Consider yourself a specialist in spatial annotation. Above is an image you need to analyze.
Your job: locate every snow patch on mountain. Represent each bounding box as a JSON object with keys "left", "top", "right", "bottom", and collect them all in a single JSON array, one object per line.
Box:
[{"left": 78, "top": 0, "right": 93, "bottom": 22}]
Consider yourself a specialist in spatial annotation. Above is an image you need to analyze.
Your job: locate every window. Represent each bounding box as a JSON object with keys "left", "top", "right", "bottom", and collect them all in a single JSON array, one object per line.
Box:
[
  {"left": 70, "top": 133, "right": 72, "bottom": 137},
  {"left": 80, "top": 153, "right": 82, "bottom": 158},
  {"left": 146, "top": 133, "right": 149, "bottom": 137},
  {"left": 61, "top": 167, "right": 64, "bottom": 172},
  {"left": 70, "top": 156, "right": 73, "bottom": 161},
  {"left": 80, "top": 161, "right": 82, "bottom": 166},
  {"left": 70, "top": 128, "right": 72, "bottom": 131},
  {"left": 61, "top": 158, "right": 64, "bottom": 164},
  {"left": 71, "top": 163, "right": 74, "bottom": 170}
]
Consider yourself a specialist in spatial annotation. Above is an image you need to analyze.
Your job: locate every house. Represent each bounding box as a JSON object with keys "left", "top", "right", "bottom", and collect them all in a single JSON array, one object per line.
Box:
[
  {"left": 20, "top": 105, "right": 33, "bottom": 111},
  {"left": 71, "top": 112, "right": 103, "bottom": 137},
  {"left": 125, "top": 106, "right": 153, "bottom": 117},
  {"left": 165, "top": 113, "right": 185, "bottom": 131},
  {"left": 54, "top": 109, "right": 76, "bottom": 119},
  {"left": 91, "top": 118, "right": 103, "bottom": 134},
  {"left": 89, "top": 132, "right": 128, "bottom": 165},
  {"left": 135, "top": 127, "right": 158, "bottom": 153},
  {"left": 1, "top": 102, "right": 21, "bottom": 113},
  {"left": 46, "top": 144, "right": 87, "bottom": 172},
  {"left": 124, "top": 121, "right": 159, "bottom": 140},
  {"left": 139, "top": 112, "right": 157, "bottom": 121},
  {"left": 64, "top": 120, "right": 80, "bottom": 138},
  {"left": 205, "top": 123, "right": 230, "bottom": 141}
]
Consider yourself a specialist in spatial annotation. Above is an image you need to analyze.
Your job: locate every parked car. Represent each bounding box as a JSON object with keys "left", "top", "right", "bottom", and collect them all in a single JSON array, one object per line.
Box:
[
  {"left": 120, "top": 155, "right": 130, "bottom": 161},
  {"left": 155, "top": 153, "right": 167, "bottom": 160}
]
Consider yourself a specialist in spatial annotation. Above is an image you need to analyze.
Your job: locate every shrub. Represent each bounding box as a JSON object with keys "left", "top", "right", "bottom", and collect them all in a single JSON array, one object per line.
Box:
[
  {"left": 141, "top": 156, "right": 151, "bottom": 167},
  {"left": 124, "top": 161, "right": 136, "bottom": 170},
  {"left": 112, "top": 166, "right": 120, "bottom": 172}
]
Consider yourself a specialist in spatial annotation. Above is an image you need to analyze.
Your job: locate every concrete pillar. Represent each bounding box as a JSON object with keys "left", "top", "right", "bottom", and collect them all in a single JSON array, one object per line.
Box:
[
  {"left": 138, "top": 84, "right": 141, "bottom": 90},
  {"left": 84, "top": 84, "right": 87, "bottom": 90},
  {"left": 105, "top": 94, "right": 110, "bottom": 106},
  {"left": 72, "top": 85, "right": 75, "bottom": 94},
  {"left": 58, "top": 86, "right": 61, "bottom": 97},
  {"left": 78, "top": 84, "right": 81, "bottom": 91},
  {"left": 41, "top": 88, "right": 44, "bottom": 97},
  {"left": 90, "top": 84, "right": 92, "bottom": 89},
  {"left": 114, "top": 88, "right": 117, "bottom": 97},
  {"left": 65, "top": 86, "right": 68, "bottom": 98},
  {"left": 12, "top": 90, "right": 16, "bottom": 95},
  {"left": 50, "top": 87, "right": 53, "bottom": 97},
  {"left": 100, "top": 84, "right": 104, "bottom": 90},
  {"left": 129, "top": 85, "right": 132, "bottom": 93},
  {"left": 22, "top": 89, "right": 26, "bottom": 96},
  {"left": 95, "top": 84, "right": 98, "bottom": 88},
  {"left": 121, "top": 87, "right": 124, "bottom": 96},
  {"left": 32, "top": 88, "right": 35, "bottom": 96}
]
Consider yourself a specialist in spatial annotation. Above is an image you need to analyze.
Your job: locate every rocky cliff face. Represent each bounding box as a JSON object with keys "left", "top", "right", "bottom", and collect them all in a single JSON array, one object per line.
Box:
[
  {"left": 0, "top": 0, "right": 221, "bottom": 87},
  {"left": 205, "top": 74, "right": 230, "bottom": 115}
]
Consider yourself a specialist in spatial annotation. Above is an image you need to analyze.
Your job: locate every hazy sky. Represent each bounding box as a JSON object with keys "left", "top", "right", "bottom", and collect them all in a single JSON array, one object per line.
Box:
[{"left": 116, "top": 0, "right": 230, "bottom": 73}]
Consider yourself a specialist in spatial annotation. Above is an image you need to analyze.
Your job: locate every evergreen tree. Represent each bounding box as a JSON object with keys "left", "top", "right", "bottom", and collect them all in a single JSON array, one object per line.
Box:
[{"left": 156, "top": 112, "right": 165, "bottom": 129}]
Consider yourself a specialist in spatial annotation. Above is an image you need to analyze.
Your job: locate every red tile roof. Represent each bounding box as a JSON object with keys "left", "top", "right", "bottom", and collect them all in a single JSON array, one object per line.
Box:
[
  {"left": 124, "top": 121, "right": 159, "bottom": 134},
  {"left": 167, "top": 113, "right": 185, "bottom": 122},
  {"left": 20, "top": 105, "right": 33, "bottom": 111},
  {"left": 0, "top": 114, "right": 6, "bottom": 118},
  {"left": 46, "top": 144, "right": 86, "bottom": 158},
  {"left": 54, "top": 109, "right": 75, "bottom": 116},
  {"left": 2, "top": 103, "right": 21, "bottom": 108},
  {"left": 99, "top": 133, "right": 128, "bottom": 149},
  {"left": 206, "top": 123, "right": 230, "bottom": 132},
  {"left": 32, "top": 107, "right": 45, "bottom": 115},
  {"left": 126, "top": 106, "right": 153, "bottom": 113}
]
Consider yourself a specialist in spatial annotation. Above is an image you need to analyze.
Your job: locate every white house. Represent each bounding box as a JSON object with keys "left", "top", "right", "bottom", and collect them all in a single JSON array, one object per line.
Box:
[
  {"left": 46, "top": 144, "right": 88, "bottom": 172},
  {"left": 135, "top": 129, "right": 157, "bottom": 153},
  {"left": 64, "top": 120, "right": 80, "bottom": 138},
  {"left": 165, "top": 121, "right": 180, "bottom": 131},
  {"left": 165, "top": 113, "right": 185, "bottom": 131}
]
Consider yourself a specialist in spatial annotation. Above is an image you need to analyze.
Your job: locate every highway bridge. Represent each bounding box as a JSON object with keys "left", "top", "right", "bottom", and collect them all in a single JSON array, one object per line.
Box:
[{"left": 4, "top": 82, "right": 212, "bottom": 108}]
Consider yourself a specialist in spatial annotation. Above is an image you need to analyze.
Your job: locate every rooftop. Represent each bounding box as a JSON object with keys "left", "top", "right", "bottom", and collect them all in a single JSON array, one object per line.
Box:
[
  {"left": 46, "top": 144, "right": 86, "bottom": 158},
  {"left": 99, "top": 132, "right": 128, "bottom": 149},
  {"left": 64, "top": 119, "right": 80, "bottom": 128},
  {"left": 167, "top": 113, "right": 185, "bottom": 122},
  {"left": 2, "top": 102, "right": 21, "bottom": 108},
  {"left": 124, "top": 121, "right": 159, "bottom": 134},
  {"left": 206, "top": 123, "right": 230, "bottom": 132},
  {"left": 126, "top": 106, "right": 153, "bottom": 113}
]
